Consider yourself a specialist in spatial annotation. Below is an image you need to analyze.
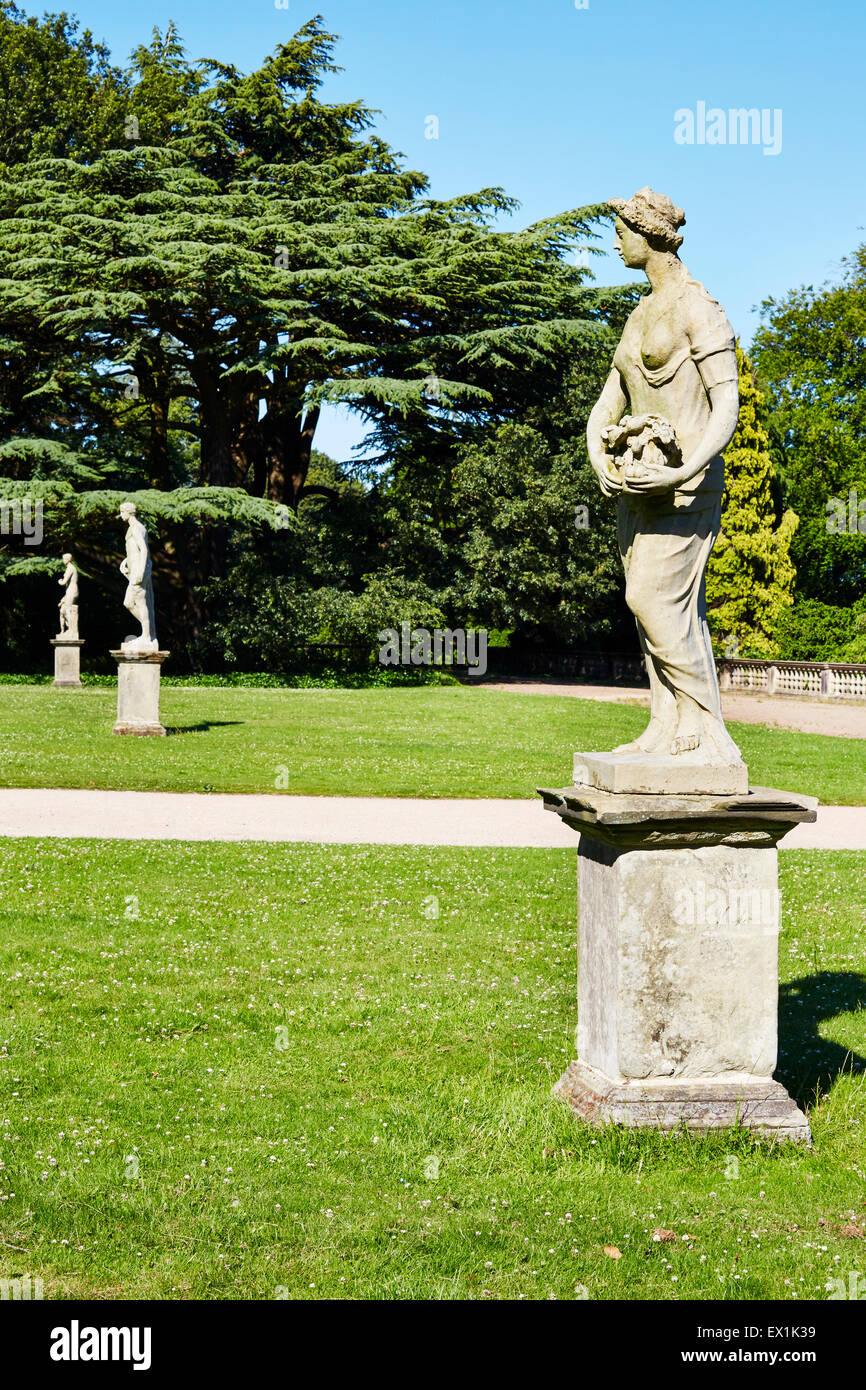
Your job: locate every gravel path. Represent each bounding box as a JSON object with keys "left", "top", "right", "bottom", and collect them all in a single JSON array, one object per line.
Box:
[{"left": 0, "top": 788, "right": 860, "bottom": 849}]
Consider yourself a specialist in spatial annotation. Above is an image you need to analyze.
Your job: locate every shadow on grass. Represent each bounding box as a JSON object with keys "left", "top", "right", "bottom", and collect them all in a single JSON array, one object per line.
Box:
[
  {"left": 165, "top": 721, "right": 243, "bottom": 735},
  {"left": 777, "top": 971, "right": 866, "bottom": 1107}
]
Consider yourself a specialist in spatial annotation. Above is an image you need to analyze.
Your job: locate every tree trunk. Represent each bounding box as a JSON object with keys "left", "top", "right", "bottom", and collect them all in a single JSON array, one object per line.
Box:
[
  {"left": 266, "top": 404, "right": 320, "bottom": 508},
  {"left": 195, "top": 369, "right": 237, "bottom": 488}
]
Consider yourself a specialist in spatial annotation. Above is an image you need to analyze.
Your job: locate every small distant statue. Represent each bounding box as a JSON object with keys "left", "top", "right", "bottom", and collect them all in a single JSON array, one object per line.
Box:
[
  {"left": 119, "top": 501, "right": 158, "bottom": 654},
  {"left": 57, "top": 552, "right": 79, "bottom": 639}
]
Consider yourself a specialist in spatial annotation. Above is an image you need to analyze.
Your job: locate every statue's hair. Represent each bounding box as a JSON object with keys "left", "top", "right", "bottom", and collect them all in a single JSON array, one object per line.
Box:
[
  {"left": 608, "top": 187, "right": 686, "bottom": 252},
  {"left": 120, "top": 501, "right": 137, "bottom": 515}
]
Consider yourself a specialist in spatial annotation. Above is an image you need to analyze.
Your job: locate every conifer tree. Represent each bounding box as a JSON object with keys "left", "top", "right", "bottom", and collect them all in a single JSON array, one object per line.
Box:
[
  {"left": 0, "top": 11, "right": 637, "bottom": 661},
  {"left": 706, "top": 347, "right": 797, "bottom": 658}
]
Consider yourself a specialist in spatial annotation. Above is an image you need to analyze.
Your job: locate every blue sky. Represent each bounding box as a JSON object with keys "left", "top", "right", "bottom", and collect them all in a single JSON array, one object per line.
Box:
[{"left": 54, "top": 0, "right": 866, "bottom": 460}]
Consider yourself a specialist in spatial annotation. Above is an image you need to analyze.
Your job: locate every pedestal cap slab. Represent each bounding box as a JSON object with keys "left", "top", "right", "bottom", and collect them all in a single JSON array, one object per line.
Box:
[
  {"left": 539, "top": 784, "right": 817, "bottom": 850},
  {"left": 110, "top": 650, "right": 170, "bottom": 665}
]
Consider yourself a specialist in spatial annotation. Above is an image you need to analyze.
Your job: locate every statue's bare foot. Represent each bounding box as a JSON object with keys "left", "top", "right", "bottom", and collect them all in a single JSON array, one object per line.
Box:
[
  {"left": 700, "top": 716, "right": 744, "bottom": 764},
  {"left": 614, "top": 718, "right": 671, "bottom": 755},
  {"left": 670, "top": 709, "right": 702, "bottom": 755}
]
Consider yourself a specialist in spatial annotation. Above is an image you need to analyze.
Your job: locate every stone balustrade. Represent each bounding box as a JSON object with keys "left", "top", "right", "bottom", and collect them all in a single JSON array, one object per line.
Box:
[{"left": 717, "top": 657, "right": 866, "bottom": 701}]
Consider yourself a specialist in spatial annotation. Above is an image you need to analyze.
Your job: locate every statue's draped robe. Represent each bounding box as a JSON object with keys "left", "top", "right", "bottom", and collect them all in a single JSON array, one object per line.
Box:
[{"left": 612, "top": 276, "right": 738, "bottom": 754}]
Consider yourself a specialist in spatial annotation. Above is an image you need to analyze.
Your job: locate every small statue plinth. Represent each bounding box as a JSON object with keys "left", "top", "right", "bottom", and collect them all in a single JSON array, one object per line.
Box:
[
  {"left": 51, "top": 631, "right": 84, "bottom": 688},
  {"left": 111, "top": 647, "right": 170, "bottom": 735},
  {"left": 52, "top": 553, "right": 84, "bottom": 687}
]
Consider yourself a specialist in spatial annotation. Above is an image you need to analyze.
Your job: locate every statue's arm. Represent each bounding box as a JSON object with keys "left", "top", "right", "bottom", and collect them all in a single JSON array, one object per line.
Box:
[
  {"left": 623, "top": 359, "right": 739, "bottom": 496},
  {"left": 587, "top": 369, "right": 628, "bottom": 496},
  {"left": 677, "top": 357, "right": 739, "bottom": 484}
]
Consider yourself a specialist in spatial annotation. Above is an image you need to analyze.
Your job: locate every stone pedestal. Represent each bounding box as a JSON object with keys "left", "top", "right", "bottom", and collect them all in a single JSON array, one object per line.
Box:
[
  {"left": 111, "top": 649, "right": 169, "bottom": 736},
  {"left": 539, "top": 780, "right": 818, "bottom": 1143},
  {"left": 51, "top": 638, "right": 84, "bottom": 688}
]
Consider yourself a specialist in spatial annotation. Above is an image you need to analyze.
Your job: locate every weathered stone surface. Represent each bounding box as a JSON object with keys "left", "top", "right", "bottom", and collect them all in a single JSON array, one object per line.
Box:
[
  {"left": 574, "top": 749, "right": 748, "bottom": 797},
  {"left": 539, "top": 782, "right": 816, "bottom": 1144},
  {"left": 576, "top": 836, "right": 779, "bottom": 1081},
  {"left": 554, "top": 1061, "right": 811, "bottom": 1142},
  {"left": 539, "top": 784, "right": 817, "bottom": 849},
  {"left": 111, "top": 649, "right": 169, "bottom": 736},
  {"left": 51, "top": 638, "right": 84, "bottom": 689}
]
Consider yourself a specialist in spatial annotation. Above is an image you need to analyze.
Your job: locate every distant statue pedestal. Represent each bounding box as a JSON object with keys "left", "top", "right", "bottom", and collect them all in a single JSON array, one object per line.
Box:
[
  {"left": 51, "top": 635, "right": 84, "bottom": 688},
  {"left": 111, "top": 649, "right": 169, "bottom": 736},
  {"left": 539, "top": 773, "right": 817, "bottom": 1144}
]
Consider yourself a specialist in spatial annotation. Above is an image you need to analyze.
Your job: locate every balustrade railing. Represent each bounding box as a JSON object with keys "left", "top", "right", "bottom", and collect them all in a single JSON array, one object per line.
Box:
[{"left": 717, "top": 658, "right": 866, "bottom": 701}]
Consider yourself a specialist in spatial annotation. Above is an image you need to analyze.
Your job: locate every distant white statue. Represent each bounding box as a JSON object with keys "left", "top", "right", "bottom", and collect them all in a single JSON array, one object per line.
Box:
[
  {"left": 119, "top": 502, "right": 158, "bottom": 654},
  {"left": 57, "top": 552, "right": 79, "bottom": 640}
]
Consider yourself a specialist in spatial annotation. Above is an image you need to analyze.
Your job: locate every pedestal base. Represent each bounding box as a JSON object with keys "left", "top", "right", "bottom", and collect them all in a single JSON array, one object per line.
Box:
[
  {"left": 539, "top": 783, "right": 818, "bottom": 1145},
  {"left": 554, "top": 1061, "right": 811, "bottom": 1143},
  {"left": 51, "top": 638, "right": 84, "bottom": 688},
  {"left": 111, "top": 649, "right": 169, "bottom": 735}
]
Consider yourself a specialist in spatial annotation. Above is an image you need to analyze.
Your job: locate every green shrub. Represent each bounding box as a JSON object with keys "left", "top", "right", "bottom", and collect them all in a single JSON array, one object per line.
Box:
[
  {"left": 0, "top": 668, "right": 458, "bottom": 689},
  {"left": 774, "top": 598, "right": 866, "bottom": 662}
]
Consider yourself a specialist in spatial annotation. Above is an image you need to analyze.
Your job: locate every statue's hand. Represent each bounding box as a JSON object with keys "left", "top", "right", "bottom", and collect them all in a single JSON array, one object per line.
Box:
[
  {"left": 596, "top": 466, "right": 621, "bottom": 499},
  {"left": 622, "top": 460, "right": 685, "bottom": 496},
  {"left": 589, "top": 444, "right": 622, "bottom": 498}
]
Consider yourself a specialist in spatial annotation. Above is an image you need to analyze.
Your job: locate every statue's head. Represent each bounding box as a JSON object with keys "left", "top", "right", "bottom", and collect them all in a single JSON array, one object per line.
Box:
[
  {"left": 62, "top": 552, "right": 72, "bottom": 564},
  {"left": 119, "top": 501, "right": 137, "bottom": 521},
  {"left": 608, "top": 187, "right": 686, "bottom": 267}
]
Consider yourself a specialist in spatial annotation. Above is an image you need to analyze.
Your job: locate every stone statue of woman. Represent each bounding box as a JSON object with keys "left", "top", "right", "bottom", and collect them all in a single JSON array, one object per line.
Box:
[{"left": 586, "top": 187, "right": 745, "bottom": 788}]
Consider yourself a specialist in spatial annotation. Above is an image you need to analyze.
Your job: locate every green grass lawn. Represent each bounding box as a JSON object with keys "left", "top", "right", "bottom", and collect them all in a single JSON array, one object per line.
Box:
[
  {"left": 1, "top": 840, "right": 864, "bottom": 1301},
  {"left": 0, "top": 684, "right": 862, "bottom": 802}
]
